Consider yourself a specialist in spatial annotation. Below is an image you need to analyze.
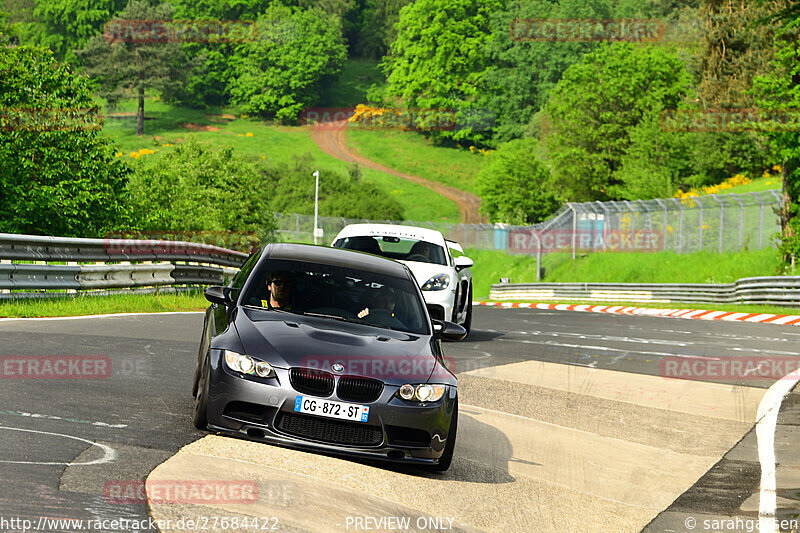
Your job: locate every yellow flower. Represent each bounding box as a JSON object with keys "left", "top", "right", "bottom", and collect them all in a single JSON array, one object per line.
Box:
[
  {"left": 115, "top": 152, "right": 122, "bottom": 158},
  {"left": 237, "top": 134, "right": 243, "bottom": 137},
  {"left": 246, "top": 132, "right": 254, "bottom": 137},
  {"left": 766, "top": 180, "right": 773, "bottom": 185},
  {"left": 138, "top": 148, "right": 155, "bottom": 155},
  {"left": 260, "top": 155, "right": 266, "bottom": 159},
  {"left": 240, "top": 114, "right": 248, "bottom": 119},
  {"left": 129, "top": 152, "right": 140, "bottom": 159},
  {"left": 773, "top": 164, "right": 783, "bottom": 173}
]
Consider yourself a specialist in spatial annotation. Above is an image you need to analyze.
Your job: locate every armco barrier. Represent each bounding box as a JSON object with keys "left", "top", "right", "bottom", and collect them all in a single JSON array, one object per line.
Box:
[
  {"left": 0, "top": 233, "right": 248, "bottom": 297},
  {"left": 490, "top": 276, "right": 800, "bottom": 307},
  {"left": 0, "top": 233, "right": 248, "bottom": 266}
]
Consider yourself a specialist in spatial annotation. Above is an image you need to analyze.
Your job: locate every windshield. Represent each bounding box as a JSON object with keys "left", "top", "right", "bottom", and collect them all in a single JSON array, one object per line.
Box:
[
  {"left": 241, "top": 259, "right": 428, "bottom": 335},
  {"left": 333, "top": 236, "right": 447, "bottom": 266}
]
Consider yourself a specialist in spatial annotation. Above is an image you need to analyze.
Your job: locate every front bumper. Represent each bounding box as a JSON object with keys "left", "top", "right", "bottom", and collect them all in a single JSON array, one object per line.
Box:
[
  {"left": 206, "top": 354, "right": 457, "bottom": 465},
  {"left": 421, "top": 287, "right": 456, "bottom": 322}
]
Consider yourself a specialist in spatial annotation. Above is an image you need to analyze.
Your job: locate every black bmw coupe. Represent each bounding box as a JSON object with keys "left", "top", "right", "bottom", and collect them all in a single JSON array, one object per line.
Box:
[{"left": 192, "top": 243, "right": 466, "bottom": 471}]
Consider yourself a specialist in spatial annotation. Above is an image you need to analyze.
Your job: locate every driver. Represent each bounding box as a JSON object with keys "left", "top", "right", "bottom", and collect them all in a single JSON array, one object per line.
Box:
[{"left": 263, "top": 271, "right": 294, "bottom": 310}]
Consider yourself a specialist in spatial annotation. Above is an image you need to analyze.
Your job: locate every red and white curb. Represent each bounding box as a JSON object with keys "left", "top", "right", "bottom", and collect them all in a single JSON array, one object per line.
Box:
[{"left": 473, "top": 301, "right": 800, "bottom": 326}]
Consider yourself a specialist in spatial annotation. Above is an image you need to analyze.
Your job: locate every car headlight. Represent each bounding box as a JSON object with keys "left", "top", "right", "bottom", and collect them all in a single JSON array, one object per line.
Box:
[
  {"left": 421, "top": 273, "right": 450, "bottom": 291},
  {"left": 398, "top": 384, "right": 446, "bottom": 402},
  {"left": 224, "top": 350, "right": 275, "bottom": 378}
]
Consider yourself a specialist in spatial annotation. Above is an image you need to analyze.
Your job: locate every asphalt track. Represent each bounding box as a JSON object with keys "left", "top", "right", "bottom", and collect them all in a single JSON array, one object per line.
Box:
[{"left": 1, "top": 308, "right": 799, "bottom": 532}]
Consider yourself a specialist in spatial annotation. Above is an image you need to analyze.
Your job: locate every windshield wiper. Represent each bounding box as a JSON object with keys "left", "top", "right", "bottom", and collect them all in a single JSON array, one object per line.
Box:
[{"left": 303, "top": 312, "right": 362, "bottom": 324}]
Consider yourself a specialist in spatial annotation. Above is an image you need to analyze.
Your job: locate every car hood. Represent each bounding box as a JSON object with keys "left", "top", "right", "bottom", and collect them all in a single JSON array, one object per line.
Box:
[
  {"left": 399, "top": 260, "right": 454, "bottom": 289},
  {"left": 234, "top": 307, "right": 437, "bottom": 385}
]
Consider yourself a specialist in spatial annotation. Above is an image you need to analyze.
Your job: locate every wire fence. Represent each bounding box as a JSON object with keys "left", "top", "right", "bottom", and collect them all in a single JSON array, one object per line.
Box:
[{"left": 275, "top": 190, "right": 783, "bottom": 258}]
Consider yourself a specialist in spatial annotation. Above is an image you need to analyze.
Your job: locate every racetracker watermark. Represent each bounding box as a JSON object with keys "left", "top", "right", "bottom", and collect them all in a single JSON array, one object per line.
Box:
[
  {"left": 1, "top": 356, "right": 111, "bottom": 379},
  {"left": 0, "top": 107, "right": 102, "bottom": 132},
  {"left": 300, "top": 106, "right": 495, "bottom": 132},
  {"left": 661, "top": 357, "right": 800, "bottom": 381},
  {"left": 510, "top": 18, "right": 664, "bottom": 42},
  {"left": 342, "top": 515, "right": 457, "bottom": 531},
  {"left": 104, "top": 230, "right": 259, "bottom": 253},
  {"left": 661, "top": 108, "right": 800, "bottom": 132},
  {"left": 103, "top": 480, "right": 259, "bottom": 504},
  {"left": 301, "top": 355, "right": 458, "bottom": 381},
  {"left": 508, "top": 229, "right": 663, "bottom": 254},
  {"left": 103, "top": 19, "right": 257, "bottom": 43}
]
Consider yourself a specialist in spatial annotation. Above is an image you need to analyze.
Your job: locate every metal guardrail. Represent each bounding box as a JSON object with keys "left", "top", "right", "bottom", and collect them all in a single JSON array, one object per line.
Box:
[
  {"left": 490, "top": 276, "right": 800, "bottom": 307},
  {"left": 0, "top": 233, "right": 247, "bottom": 298}
]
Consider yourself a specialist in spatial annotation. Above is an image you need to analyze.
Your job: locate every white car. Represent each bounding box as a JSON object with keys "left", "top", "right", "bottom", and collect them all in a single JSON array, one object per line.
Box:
[{"left": 331, "top": 224, "right": 474, "bottom": 335}]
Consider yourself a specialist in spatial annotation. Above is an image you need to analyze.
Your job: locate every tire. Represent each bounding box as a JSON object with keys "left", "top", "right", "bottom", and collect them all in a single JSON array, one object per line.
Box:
[
  {"left": 432, "top": 401, "right": 458, "bottom": 472},
  {"left": 462, "top": 285, "right": 472, "bottom": 335},
  {"left": 192, "top": 354, "right": 210, "bottom": 430}
]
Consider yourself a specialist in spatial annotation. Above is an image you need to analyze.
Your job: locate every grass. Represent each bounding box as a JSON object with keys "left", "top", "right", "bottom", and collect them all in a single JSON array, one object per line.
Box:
[
  {"left": 465, "top": 247, "right": 783, "bottom": 299},
  {"left": 346, "top": 128, "right": 485, "bottom": 194},
  {"left": 714, "top": 176, "right": 782, "bottom": 195},
  {"left": 100, "top": 99, "right": 460, "bottom": 222},
  {"left": 0, "top": 291, "right": 209, "bottom": 318}
]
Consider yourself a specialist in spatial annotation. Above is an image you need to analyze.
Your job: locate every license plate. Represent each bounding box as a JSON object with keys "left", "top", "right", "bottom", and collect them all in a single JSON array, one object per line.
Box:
[{"left": 293, "top": 396, "right": 370, "bottom": 423}]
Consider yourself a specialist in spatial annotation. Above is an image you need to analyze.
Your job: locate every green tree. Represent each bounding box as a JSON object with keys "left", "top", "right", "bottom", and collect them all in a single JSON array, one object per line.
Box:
[
  {"left": 228, "top": 5, "right": 347, "bottom": 120},
  {"left": 76, "top": 0, "right": 190, "bottom": 135},
  {"left": 753, "top": 13, "right": 800, "bottom": 265},
  {"left": 543, "top": 42, "right": 693, "bottom": 201},
  {"left": 21, "top": 0, "right": 126, "bottom": 62},
  {"left": 0, "top": 46, "right": 130, "bottom": 237},
  {"left": 610, "top": 109, "right": 694, "bottom": 200},
  {"left": 380, "top": 0, "right": 502, "bottom": 145},
  {"left": 476, "top": 138, "right": 559, "bottom": 224},
  {"left": 354, "top": 0, "right": 411, "bottom": 59},
  {"left": 481, "top": 0, "right": 612, "bottom": 143}
]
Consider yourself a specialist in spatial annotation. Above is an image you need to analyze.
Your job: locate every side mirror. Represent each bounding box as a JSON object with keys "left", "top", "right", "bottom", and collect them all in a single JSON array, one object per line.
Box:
[
  {"left": 432, "top": 319, "right": 467, "bottom": 342},
  {"left": 454, "top": 256, "right": 473, "bottom": 272},
  {"left": 204, "top": 286, "right": 237, "bottom": 307}
]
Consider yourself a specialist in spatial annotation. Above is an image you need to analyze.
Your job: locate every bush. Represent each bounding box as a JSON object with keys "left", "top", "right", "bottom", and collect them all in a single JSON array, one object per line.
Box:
[
  {"left": 126, "top": 139, "right": 275, "bottom": 242},
  {"left": 264, "top": 156, "right": 404, "bottom": 220}
]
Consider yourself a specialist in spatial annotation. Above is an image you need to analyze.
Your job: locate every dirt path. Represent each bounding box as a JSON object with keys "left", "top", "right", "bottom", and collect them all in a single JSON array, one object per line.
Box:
[{"left": 310, "top": 121, "right": 485, "bottom": 223}]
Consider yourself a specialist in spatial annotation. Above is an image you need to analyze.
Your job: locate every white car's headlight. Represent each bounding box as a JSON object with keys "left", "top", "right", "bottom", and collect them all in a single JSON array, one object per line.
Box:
[
  {"left": 398, "top": 383, "right": 446, "bottom": 402},
  {"left": 421, "top": 273, "right": 450, "bottom": 291},
  {"left": 224, "top": 350, "right": 275, "bottom": 378}
]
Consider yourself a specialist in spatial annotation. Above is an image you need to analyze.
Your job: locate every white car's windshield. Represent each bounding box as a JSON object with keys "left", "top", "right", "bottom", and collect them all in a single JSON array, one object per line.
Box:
[{"left": 333, "top": 236, "right": 447, "bottom": 266}]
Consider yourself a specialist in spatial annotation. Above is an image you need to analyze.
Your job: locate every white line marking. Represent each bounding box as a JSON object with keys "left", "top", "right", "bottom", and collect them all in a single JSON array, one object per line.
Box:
[
  {"left": 757, "top": 372, "right": 800, "bottom": 533},
  {"left": 0, "top": 409, "right": 127, "bottom": 428},
  {"left": 0, "top": 426, "right": 116, "bottom": 465},
  {"left": 0, "top": 311, "right": 203, "bottom": 322}
]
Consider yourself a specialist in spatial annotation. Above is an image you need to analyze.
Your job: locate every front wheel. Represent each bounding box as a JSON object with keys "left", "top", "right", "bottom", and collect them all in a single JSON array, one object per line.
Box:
[
  {"left": 192, "top": 354, "right": 210, "bottom": 430},
  {"left": 432, "top": 401, "right": 458, "bottom": 472},
  {"left": 462, "top": 286, "right": 472, "bottom": 335}
]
